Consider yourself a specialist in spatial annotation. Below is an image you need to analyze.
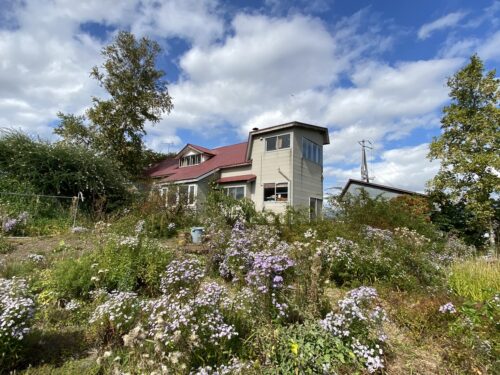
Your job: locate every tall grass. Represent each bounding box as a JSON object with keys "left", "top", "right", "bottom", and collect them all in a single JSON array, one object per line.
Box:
[{"left": 448, "top": 258, "right": 500, "bottom": 302}]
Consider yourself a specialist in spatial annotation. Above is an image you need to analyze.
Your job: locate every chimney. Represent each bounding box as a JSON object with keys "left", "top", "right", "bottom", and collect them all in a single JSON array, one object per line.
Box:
[{"left": 252, "top": 127, "right": 259, "bottom": 131}]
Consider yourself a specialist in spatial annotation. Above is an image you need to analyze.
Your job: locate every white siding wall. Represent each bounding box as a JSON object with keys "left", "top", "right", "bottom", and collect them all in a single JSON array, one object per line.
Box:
[
  {"left": 249, "top": 130, "right": 293, "bottom": 214},
  {"left": 155, "top": 126, "right": 325, "bottom": 215},
  {"left": 292, "top": 128, "right": 324, "bottom": 210}
]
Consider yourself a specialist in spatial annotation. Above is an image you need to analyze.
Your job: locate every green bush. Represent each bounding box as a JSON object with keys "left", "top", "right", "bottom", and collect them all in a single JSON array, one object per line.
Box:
[
  {"left": 202, "top": 184, "right": 257, "bottom": 226},
  {"left": 0, "top": 278, "right": 35, "bottom": 369},
  {"left": 0, "top": 234, "right": 13, "bottom": 254},
  {"left": 332, "top": 191, "right": 437, "bottom": 239},
  {"left": 445, "top": 297, "right": 500, "bottom": 372},
  {"left": 46, "top": 256, "right": 96, "bottom": 300},
  {"left": 108, "top": 193, "right": 190, "bottom": 238},
  {"left": 0, "top": 130, "right": 131, "bottom": 214},
  {"left": 44, "top": 234, "right": 174, "bottom": 301},
  {"left": 265, "top": 321, "right": 361, "bottom": 374}
]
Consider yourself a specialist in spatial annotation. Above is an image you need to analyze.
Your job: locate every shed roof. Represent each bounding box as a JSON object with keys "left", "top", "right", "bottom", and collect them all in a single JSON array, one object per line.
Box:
[
  {"left": 217, "top": 174, "right": 256, "bottom": 184},
  {"left": 339, "top": 179, "right": 427, "bottom": 198}
]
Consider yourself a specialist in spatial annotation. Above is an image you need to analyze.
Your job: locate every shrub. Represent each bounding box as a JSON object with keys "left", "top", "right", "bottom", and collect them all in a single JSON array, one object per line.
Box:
[
  {"left": 109, "top": 192, "right": 190, "bottom": 238},
  {"left": 448, "top": 259, "right": 500, "bottom": 302},
  {"left": 202, "top": 185, "right": 257, "bottom": 226},
  {"left": 211, "top": 221, "right": 295, "bottom": 319},
  {"left": 316, "top": 226, "right": 445, "bottom": 290},
  {"left": 0, "top": 130, "right": 131, "bottom": 213},
  {"left": 444, "top": 295, "right": 500, "bottom": 372},
  {"left": 93, "top": 235, "right": 173, "bottom": 295},
  {"left": 89, "top": 291, "right": 141, "bottom": 345},
  {"left": 320, "top": 286, "right": 388, "bottom": 373},
  {"left": 0, "top": 234, "right": 13, "bottom": 254},
  {"left": 332, "top": 192, "right": 436, "bottom": 239},
  {"left": 45, "top": 230, "right": 174, "bottom": 300},
  {"left": 0, "top": 278, "right": 35, "bottom": 368},
  {"left": 268, "top": 321, "right": 361, "bottom": 374}
]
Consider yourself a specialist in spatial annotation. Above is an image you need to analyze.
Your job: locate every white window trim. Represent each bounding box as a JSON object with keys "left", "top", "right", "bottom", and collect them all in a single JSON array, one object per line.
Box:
[
  {"left": 265, "top": 133, "right": 292, "bottom": 152},
  {"left": 223, "top": 185, "right": 246, "bottom": 200},
  {"left": 263, "top": 182, "right": 289, "bottom": 203},
  {"left": 187, "top": 184, "right": 197, "bottom": 206},
  {"left": 163, "top": 184, "right": 197, "bottom": 206},
  {"left": 179, "top": 153, "right": 202, "bottom": 168}
]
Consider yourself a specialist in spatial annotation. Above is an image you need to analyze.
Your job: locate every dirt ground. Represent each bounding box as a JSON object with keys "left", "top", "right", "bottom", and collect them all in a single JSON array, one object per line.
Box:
[{"left": 2, "top": 232, "right": 207, "bottom": 265}]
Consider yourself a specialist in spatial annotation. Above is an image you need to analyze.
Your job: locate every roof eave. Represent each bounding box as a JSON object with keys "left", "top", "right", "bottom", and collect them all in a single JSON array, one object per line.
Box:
[{"left": 339, "top": 179, "right": 427, "bottom": 198}]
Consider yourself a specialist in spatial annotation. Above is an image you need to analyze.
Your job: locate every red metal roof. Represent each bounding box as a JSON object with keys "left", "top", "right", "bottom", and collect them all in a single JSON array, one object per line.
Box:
[
  {"left": 217, "top": 174, "right": 256, "bottom": 184},
  {"left": 147, "top": 142, "right": 249, "bottom": 182}
]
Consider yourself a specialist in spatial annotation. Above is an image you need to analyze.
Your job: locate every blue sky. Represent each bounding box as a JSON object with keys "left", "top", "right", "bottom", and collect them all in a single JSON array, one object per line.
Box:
[{"left": 0, "top": 0, "right": 499, "bottom": 193}]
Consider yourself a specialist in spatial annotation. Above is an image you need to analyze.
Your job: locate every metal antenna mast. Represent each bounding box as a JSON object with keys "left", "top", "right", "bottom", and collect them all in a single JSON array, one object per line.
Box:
[
  {"left": 164, "top": 142, "right": 174, "bottom": 154},
  {"left": 358, "top": 140, "right": 373, "bottom": 183}
]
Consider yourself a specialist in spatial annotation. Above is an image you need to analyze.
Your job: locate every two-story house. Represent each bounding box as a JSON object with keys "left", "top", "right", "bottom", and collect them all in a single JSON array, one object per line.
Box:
[{"left": 146, "top": 121, "right": 329, "bottom": 217}]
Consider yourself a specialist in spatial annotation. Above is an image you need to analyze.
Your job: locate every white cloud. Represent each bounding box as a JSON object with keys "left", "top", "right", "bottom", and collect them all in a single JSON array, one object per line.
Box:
[
  {"left": 131, "top": 0, "right": 224, "bottom": 46},
  {"left": 418, "top": 11, "right": 467, "bottom": 40},
  {"left": 325, "top": 143, "right": 439, "bottom": 193},
  {"left": 478, "top": 30, "right": 500, "bottom": 61},
  {"left": 0, "top": 0, "right": 224, "bottom": 138},
  {"left": 180, "top": 14, "right": 337, "bottom": 91}
]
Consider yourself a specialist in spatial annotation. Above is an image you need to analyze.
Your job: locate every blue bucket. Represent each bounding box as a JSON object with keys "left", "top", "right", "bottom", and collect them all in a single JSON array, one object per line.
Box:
[{"left": 190, "top": 227, "right": 204, "bottom": 244}]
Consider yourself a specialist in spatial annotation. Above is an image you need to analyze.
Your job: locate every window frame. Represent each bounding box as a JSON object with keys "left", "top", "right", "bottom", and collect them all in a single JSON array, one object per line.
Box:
[
  {"left": 180, "top": 153, "right": 202, "bottom": 167},
  {"left": 265, "top": 133, "right": 291, "bottom": 152},
  {"left": 223, "top": 185, "right": 246, "bottom": 200},
  {"left": 163, "top": 184, "right": 197, "bottom": 206},
  {"left": 263, "top": 182, "right": 289, "bottom": 202},
  {"left": 309, "top": 197, "right": 323, "bottom": 220},
  {"left": 302, "top": 137, "right": 322, "bottom": 165}
]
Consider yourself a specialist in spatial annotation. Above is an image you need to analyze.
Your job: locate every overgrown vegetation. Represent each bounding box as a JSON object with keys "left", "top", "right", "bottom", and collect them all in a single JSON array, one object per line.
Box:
[
  {"left": 0, "top": 193, "right": 498, "bottom": 374},
  {"left": 0, "top": 131, "right": 130, "bottom": 217}
]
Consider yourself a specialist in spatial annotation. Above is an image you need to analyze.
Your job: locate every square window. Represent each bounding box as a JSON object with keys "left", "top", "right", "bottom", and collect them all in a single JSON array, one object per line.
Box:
[
  {"left": 224, "top": 186, "right": 245, "bottom": 200},
  {"left": 266, "top": 136, "right": 277, "bottom": 151},
  {"left": 264, "top": 183, "right": 288, "bottom": 202},
  {"left": 278, "top": 134, "right": 290, "bottom": 149},
  {"left": 264, "top": 183, "right": 276, "bottom": 201}
]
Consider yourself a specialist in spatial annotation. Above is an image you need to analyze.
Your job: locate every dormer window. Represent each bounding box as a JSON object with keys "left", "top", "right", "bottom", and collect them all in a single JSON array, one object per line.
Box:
[{"left": 180, "top": 154, "right": 201, "bottom": 167}]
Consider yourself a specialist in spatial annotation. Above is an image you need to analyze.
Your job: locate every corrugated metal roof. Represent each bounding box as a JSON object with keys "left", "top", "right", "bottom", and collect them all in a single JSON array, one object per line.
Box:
[{"left": 147, "top": 142, "right": 249, "bottom": 182}]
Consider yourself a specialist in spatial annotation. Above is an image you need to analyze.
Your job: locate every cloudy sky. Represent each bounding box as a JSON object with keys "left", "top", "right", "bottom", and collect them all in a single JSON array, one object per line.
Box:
[{"left": 1, "top": 0, "right": 499, "bottom": 193}]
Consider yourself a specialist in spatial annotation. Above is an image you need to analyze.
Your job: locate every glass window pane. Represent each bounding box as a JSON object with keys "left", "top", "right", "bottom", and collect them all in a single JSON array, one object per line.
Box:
[
  {"left": 188, "top": 185, "right": 196, "bottom": 204},
  {"left": 235, "top": 187, "right": 245, "bottom": 199},
  {"left": 279, "top": 134, "right": 290, "bottom": 149},
  {"left": 266, "top": 136, "right": 277, "bottom": 151},
  {"left": 276, "top": 183, "right": 288, "bottom": 201},
  {"left": 264, "top": 183, "right": 275, "bottom": 201}
]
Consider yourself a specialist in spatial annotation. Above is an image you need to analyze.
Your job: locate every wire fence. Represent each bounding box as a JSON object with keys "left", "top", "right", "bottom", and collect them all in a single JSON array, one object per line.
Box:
[{"left": 0, "top": 191, "right": 85, "bottom": 236}]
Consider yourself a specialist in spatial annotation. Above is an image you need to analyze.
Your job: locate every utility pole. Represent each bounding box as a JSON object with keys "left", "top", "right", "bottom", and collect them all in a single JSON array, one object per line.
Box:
[{"left": 358, "top": 140, "right": 373, "bottom": 183}]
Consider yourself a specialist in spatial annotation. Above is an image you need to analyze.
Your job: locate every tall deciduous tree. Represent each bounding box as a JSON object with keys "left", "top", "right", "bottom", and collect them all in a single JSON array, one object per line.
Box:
[
  {"left": 428, "top": 55, "right": 499, "bottom": 249},
  {"left": 55, "top": 31, "right": 173, "bottom": 175}
]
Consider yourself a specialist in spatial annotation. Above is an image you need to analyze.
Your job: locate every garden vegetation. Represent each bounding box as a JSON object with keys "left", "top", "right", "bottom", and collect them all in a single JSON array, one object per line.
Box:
[{"left": 0, "top": 190, "right": 498, "bottom": 374}]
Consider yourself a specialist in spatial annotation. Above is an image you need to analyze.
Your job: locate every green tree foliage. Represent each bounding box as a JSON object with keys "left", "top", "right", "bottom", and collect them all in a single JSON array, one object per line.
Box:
[
  {"left": 55, "top": 31, "right": 173, "bottom": 175},
  {"left": 53, "top": 112, "right": 95, "bottom": 148},
  {"left": 428, "top": 55, "right": 500, "bottom": 246},
  {"left": 0, "top": 130, "right": 130, "bottom": 211}
]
